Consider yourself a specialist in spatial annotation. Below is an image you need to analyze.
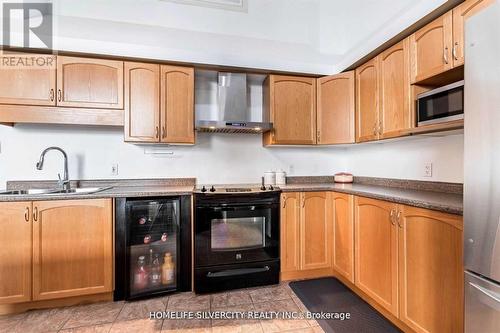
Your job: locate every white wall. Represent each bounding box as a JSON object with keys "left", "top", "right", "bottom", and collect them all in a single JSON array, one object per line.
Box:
[
  {"left": 0, "top": 125, "right": 348, "bottom": 187},
  {"left": 343, "top": 134, "right": 464, "bottom": 183},
  {"left": 0, "top": 126, "right": 464, "bottom": 188}
]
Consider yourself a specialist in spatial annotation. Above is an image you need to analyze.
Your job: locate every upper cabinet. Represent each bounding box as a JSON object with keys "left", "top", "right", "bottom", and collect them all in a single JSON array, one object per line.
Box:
[
  {"left": 0, "top": 52, "right": 56, "bottom": 106},
  {"left": 264, "top": 75, "right": 316, "bottom": 145},
  {"left": 317, "top": 72, "right": 355, "bottom": 144},
  {"left": 409, "top": 12, "right": 453, "bottom": 83},
  {"left": 355, "top": 58, "right": 379, "bottom": 142},
  {"left": 379, "top": 39, "right": 411, "bottom": 139},
  {"left": 57, "top": 56, "right": 123, "bottom": 109},
  {"left": 160, "top": 65, "right": 195, "bottom": 144},
  {"left": 124, "top": 62, "right": 160, "bottom": 142},
  {"left": 452, "top": 0, "right": 492, "bottom": 67}
]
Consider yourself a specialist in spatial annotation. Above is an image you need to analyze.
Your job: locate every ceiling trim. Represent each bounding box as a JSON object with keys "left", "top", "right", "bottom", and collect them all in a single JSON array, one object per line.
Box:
[{"left": 160, "top": 0, "right": 248, "bottom": 12}]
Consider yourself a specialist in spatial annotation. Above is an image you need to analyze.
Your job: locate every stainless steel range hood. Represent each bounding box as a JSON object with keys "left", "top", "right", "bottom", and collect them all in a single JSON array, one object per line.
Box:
[{"left": 195, "top": 71, "right": 272, "bottom": 133}]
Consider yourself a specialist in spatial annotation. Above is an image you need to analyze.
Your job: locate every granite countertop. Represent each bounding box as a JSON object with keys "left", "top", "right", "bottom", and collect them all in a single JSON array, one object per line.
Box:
[
  {"left": 1, "top": 177, "right": 463, "bottom": 215},
  {"left": 281, "top": 182, "right": 463, "bottom": 215}
]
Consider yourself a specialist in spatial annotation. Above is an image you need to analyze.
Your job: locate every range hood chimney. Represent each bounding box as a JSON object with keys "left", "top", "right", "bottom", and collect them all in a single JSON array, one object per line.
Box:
[{"left": 195, "top": 72, "right": 272, "bottom": 133}]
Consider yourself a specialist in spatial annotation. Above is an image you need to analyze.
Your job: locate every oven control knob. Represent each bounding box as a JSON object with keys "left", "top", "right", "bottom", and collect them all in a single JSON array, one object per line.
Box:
[
  {"left": 201, "top": 186, "right": 207, "bottom": 193},
  {"left": 268, "top": 185, "right": 274, "bottom": 191},
  {"left": 210, "top": 186, "right": 216, "bottom": 192}
]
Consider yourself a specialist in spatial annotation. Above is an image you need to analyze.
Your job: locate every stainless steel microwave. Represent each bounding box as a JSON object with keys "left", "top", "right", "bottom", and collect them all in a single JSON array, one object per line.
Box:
[{"left": 417, "top": 80, "right": 464, "bottom": 126}]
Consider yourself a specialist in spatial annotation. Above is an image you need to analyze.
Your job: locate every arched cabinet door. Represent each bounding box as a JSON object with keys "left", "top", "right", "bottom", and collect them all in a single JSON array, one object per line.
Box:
[
  {"left": 300, "top": 192, "right": 332, "bottom": 270},
  {"left": 32, "top": 199, "right": 113, "bottom": 301},
  {"left": 398, "top": 205, "right": 463, "bottom": 333},
  {"left": 355, "top": 58, "right": 379, "bottom": 143},
  {"left": 409, "top": 12, "right": 453, "bottom": 83},
  {"left": 160, "top": 65, "right": 195, "bottom": 144},
  {"left": 354, "top": 196, "right": 399, "bottom": 317},
  {"left": 280, "top": 193, "right": 301, "bottom": 273},
  {"left": 332, "top": 193, "right": 354, "bottom": 283},
  {"left": 124, "top": 62, "right": 160, "bottom": 143},
  {"left": 57, "top": 56, "right": 123, "bottom": 109},
  {"left": 265, "top": 75, "right": 316, "bottom": 145}
]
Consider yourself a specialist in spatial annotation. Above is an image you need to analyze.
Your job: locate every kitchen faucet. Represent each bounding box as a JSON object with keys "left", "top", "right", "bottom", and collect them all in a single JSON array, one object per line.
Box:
[{"left": 36, "top": 147, "right": 71, "bottom": 191}]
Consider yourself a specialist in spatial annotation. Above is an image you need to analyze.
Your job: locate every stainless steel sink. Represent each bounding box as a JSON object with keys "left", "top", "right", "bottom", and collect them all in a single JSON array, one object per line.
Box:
[
  {"left": 0, "top": 188, "right": 60, "bottom": 195},
  {"left": 0, "top": 187, "right": 112, "bottom": 196}
]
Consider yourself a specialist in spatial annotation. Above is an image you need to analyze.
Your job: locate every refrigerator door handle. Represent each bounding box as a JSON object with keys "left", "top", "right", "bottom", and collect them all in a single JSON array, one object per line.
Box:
[{"left": 469, "top": 282, "right": 500, "bottom": 310}]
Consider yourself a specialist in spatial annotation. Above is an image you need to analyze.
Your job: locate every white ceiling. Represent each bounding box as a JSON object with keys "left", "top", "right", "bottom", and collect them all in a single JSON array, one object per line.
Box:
[{"left": 2, "top": 0, "right": 448, "bottom": 74}]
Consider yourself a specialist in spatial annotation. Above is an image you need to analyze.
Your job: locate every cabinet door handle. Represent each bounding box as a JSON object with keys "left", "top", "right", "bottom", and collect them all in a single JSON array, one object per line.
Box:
[
  {"left": 443, "top": 46, "right": 449, "bottom": 64},
  {"left": 301, "top": 196, "right": 305, "bottom": 208},
  {"left": 282, "top": 198, "right": 286, "bottom": 208},
  {"left": 155, "top": 126, "right": 159, "bottom": 139},
  {"left": 317, "top": 130, "right": 320, "bottom": 143},
  {"left": 390, "top": 209, "right": 396, "bottom": 226},
  {"left": 379, "top": 120, "right": 383, "bottom": 135},
  {"left": 452, "top": 42, "right": 458, "bottom": 60},
  {"left": 162, "top": 126, "right": 166, "bottom": 139},
  {"left": 49, "top": 89, "right": 54, "bottom": 101},
  {"left": 57, "top": 89, "right": 62, "bottom": 102},
  {"left": 397, "top": 211, "right": 402, "bottom": 228},
  {"left": 33, "top": 206, "right": 38, "bottom": 222},
  {"left": 24, "top": 207, "right": 30, "bottom": 222},
  {"left": 373, "top": 124, "right": 377, "bottom": 135}
]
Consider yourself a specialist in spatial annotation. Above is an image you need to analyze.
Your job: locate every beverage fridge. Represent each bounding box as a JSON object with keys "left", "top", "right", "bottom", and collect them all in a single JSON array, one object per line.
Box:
[{"left": 114, "top": 196, "right": 191, "bottom": 300}]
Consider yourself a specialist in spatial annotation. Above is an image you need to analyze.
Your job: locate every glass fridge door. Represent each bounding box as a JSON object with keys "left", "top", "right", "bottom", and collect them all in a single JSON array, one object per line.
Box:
[{"left": 126, "top": 199, "right": 179, "bottom": 298}]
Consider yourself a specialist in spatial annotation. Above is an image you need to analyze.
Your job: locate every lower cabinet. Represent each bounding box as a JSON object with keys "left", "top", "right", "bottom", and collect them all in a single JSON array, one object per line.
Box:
[
  {"left": 398, "top": 205, "right": 463, "bottom": 333},
  {"left": 0, "top": 199, "right": 113, "bottom": 304},
  {"left": 280, "top": 192, "right": 332, "bottom": 279},
  {"left": 332, "top": 193, "right": 355, "bottom": 283},
  {"left": 354, "top": 197, "right": 399, "bottom": 316}
]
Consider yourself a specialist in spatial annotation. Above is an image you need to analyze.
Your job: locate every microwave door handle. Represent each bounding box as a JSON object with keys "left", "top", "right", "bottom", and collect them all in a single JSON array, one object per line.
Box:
[{"left": 212, "top": 206, "right": 258, "bottom": 211}]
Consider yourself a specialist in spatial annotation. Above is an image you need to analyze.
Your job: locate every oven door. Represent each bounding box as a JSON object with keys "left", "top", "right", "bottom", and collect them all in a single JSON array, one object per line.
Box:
[{"left": 195, "top": 201, "right": 279, "bottom": 267}]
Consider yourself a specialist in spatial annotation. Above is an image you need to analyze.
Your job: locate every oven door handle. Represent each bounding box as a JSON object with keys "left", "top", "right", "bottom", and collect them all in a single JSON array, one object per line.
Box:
[
  {"left": 206, "top": 266, "right": 270, "bottom": 278},
  {"left": 211, "top": 206, "right": 258, "bottom": 211}
]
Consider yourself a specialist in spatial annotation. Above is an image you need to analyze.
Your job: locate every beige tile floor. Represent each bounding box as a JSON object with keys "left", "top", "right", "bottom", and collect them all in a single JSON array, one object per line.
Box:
[{"left": 0, "top": 283, "right": 325, "bottom": 333}]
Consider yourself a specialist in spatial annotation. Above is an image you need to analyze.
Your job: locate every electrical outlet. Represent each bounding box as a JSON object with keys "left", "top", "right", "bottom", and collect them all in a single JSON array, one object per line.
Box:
[
  {"left": 111, "top": 163, "right": 119, "bottom": 176},
  {"left": 424, "top": 162, "right": 433, "bottom": 177}
]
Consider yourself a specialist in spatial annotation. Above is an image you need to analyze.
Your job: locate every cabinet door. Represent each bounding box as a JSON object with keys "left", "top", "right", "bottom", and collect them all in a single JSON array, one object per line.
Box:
[
  {"left": 32, "top": 199, "right": 113, "bottom": 300},
  {"left": 300, "top": 192, "right": 332, "bottom": 270},
  {"left": 355, "top": 58, "right": 379, "bottom": 142},
  {"left": 0, "top": 202, "right": 32, "bottom": 304},
  {"left": 332, "top": 193, "right": 354, "bottom": 283},
  {"left": 354, "top": 197, "right": 398, "bottom": 316},
  {"left": 57, "top": 56, "right": 123, "bottom": 109},
  {"left": 124, "top": 62, "right": 160, "bottom": 142},
  {"left": 280, "top": 193, "right": 301, "bottom": 273},
  {"left": 317, "top": 71, "right": 355, "bottom": 144},
  {"left": 379, "top": 39, "right": 412, "bottom": 139},
  {"left": 398, "top": 205, "right": 463, "bottom": 333},
  {"left": 160, "top": 65, "right": 195, "bottom": 144},
  {"left": 267, "top": 75, "right": 316, "bottom": 145},
  {"left": 409, "top": 12, "right": 453, "bottom": 83},
  {"left": 0, "top": 52, "right": 56, "bottom": 106},
  {"left": 452, "top": 0, "right": 492, "bottom": 67}
]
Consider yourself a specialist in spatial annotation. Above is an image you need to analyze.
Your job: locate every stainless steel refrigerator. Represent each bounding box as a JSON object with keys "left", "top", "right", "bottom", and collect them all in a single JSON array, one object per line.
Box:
[{"left": 464, "top": 1, "right": 500, "bottom": 332}]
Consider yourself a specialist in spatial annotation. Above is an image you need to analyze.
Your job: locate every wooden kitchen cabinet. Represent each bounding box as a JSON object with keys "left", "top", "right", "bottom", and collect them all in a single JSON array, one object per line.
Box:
[
  {"left": 57, "top": 56, "right": 123, "bottom": 109},
  {"left": 264, "top": 75, "right": 316, "bottom": 145},
  {"left": 160, "top": 65, "right": 195, "bottom": 144},
  {"left": 409, "top": 12, "right": 453, "bottom": 83},
  {"left": 280, "top": 191, "right": 332, "bottom": 280},
  {"left": 332, "top": 193, "right": 354, "bottom": 283},
  {"left": 301, "top": 192, "right": 333, "bottom": 270},
  {"left": 32, "top": 199, "right": 113, "bottom": 301},
  {"left": 379, "top": 39, "right": 412, "bottom": 139},
  {"left": 0, "top": 202, "right": 32, "bottom": 304},
  {"left": 0, "top": 52, "right": 56, "bottom": 106},
  {"left": 452, "top": 0, "right": 493, "bottom": 67},
  {"left": 316, "top": 71, "right": 355, "bottom": 144},
  {"left": 398, "top": 205, "right": 463, "bottom": 333},
  {"left": 355, "top": 58, "right": 379, "bottom": 142},
  {"left": 354, "top": 196, "right": 399, "bottom": 316},
  {"left": 280, "top": 193, "right": 301, "bottom": 273},
  {"left": 124, "top": 62, "right": 160, "bottom": 142}
]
